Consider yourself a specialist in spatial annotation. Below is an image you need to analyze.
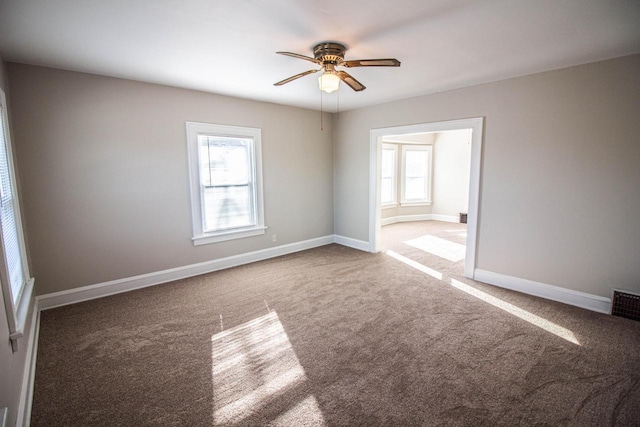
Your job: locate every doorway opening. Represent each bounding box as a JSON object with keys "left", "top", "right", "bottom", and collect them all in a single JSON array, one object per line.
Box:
[{"left": 368, "top": 118, "right": 483, "bottom": 279}]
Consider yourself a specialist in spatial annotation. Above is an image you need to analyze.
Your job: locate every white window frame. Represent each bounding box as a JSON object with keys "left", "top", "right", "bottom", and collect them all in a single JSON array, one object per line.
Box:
[
  {"left": 401, "top": 144, "right": 433, "bottom": 206},
  {"left": 381, "top": 143, "right": 398, "bottom": 208},
  {"left": 186, "top": 122, "right": 265, "bottom": 245},
  {"left": 0, "top": 88, "right": 34, "bottom": 352}
]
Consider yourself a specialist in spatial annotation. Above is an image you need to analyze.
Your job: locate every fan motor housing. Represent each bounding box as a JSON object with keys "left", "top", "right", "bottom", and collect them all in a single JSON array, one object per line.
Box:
[{"left": 313, "top": 42, "right": 346, "bottom": 64}]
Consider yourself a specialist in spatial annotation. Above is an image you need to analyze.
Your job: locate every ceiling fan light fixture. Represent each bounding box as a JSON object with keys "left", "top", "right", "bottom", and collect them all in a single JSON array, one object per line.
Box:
[
  {"left": 275, "top": 41, "right": 400, "bottom": 93},
  {"left": 318, "top": 71, "right": 340, "bottom": 93}
]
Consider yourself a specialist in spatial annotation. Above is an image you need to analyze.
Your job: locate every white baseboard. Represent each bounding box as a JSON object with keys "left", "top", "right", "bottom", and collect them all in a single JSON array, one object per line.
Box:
[
  {"left": 36, "top": 232, "right": 378, "bottom": 311},
  {"left": 429, "top": 214, "right": 459, "bottom": 223},
  {"left": 380, "top": 217, "right": 396, "bottom": 226},
  {"left": 333, "top": 234, "right": 370, "bottom": 252},
  {"left": 474, "top": 269, "right": 611, "bottom": 314},
  {"left": 381, "top": 214, "right": 460, "bottom": 226},
  {"left": 381, "top": 214, "right": 432, "bottom": 226},
  {"left": 37, "top": 235, "right": 334, "bottom": 310}
]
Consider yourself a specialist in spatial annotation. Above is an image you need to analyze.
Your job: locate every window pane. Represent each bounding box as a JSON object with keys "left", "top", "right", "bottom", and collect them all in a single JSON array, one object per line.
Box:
[
  {"left": 382, "top": 147, "right": 396, "bottom": 204},
  {"left": 381, "top": 177, "right": 392, "bottom": 203},
  {"left": 199, "top": 137, "right": 250, "bottom": 187},
  {"left": 198, "top": 135, "right": 255, "bottom": 232},
  {"left": 405, "top": 151, "right": 426, "bottom": 177},
  {"left": 405, "top": 177, "right": 426, "bottom": 200},
  {"left": 381, "top": 149, "right": 395, "bottom": 178},
  {"left": 203, "top": 185, "right": 253, "bottom": 232}
]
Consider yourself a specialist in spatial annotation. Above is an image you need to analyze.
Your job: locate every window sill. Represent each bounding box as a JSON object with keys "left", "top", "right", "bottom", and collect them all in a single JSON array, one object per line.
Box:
[
  {"left": 9, "top": 277, "right": 34, "bottom": 352},
  {"left": 400, "top": 201, "right": 432, "bottom": 207},
  {"left": 381, "top": 203, "right": 398, "bottom": 210},
  {"left": 193, "top": 226, "right": 267, "bottom": 246}
]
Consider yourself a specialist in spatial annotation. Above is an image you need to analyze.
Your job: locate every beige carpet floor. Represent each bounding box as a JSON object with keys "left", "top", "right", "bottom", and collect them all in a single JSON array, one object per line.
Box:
[{"left": 31, "top": 221, "right": 640, "bottom": 426}]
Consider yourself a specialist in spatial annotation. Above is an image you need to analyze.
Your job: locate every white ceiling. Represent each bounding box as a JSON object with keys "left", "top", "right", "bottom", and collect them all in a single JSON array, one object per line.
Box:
[{"left": 1, "top": 0, "right": 639, "bottom": 112}]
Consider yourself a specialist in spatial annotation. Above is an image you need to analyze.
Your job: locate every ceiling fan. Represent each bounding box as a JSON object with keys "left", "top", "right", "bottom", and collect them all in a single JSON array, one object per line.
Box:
[{"left": 274, "top": 42, "right": 400, "bottom": 93}]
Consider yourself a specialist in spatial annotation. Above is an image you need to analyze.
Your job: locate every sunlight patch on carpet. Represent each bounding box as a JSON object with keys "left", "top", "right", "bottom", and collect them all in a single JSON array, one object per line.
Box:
[
  {"left": 384, "top": 248, "right": 580, "bottom": 346},
  {"left": 449, "top": 279, "right": 580, "bottom": 346},
  {"left": 385, "top": 250, "right": 443, "bottom": 280},
  {"left": 404, "top": 235, "right": 466, "bottom": 262},
  {"left": 211, "top": 311, "right": 326, "bottom": 425},
  {"left": 271, "top": 395, "right": 326, "bottom": 425}
]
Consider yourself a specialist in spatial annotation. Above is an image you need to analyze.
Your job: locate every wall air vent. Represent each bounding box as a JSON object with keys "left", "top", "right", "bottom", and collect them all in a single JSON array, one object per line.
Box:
[{"left": 611, "top": 289, "right": 640, "bottom": 321}]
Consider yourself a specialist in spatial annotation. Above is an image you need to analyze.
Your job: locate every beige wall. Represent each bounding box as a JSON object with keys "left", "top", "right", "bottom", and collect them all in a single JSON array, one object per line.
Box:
[
  {"left": 0, "top": 55, "right": 35, "bottom": 427},
  {"left": 334, "top": 54, "right": 640, "bottom": 298},
  {"left": 8, "top": 64, "right": 334, "bottom": 295},
  {"left": 432, "top": 129, "right": 471, "bottom": 217}
]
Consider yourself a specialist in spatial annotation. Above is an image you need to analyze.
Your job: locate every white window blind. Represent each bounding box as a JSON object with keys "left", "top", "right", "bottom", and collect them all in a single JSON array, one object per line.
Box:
[{"left": 0, "top": 103, "right": 25, "bottom": 307}]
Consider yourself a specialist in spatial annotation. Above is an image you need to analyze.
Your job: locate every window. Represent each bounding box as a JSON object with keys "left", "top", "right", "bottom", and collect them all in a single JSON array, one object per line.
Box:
[
  {"left": 0, "top": 88, "right": 33, "bottom": 352},
  {"left": 401, "top": 145, "right": 432, "bottom": 205},
  {"left": 381, "top": 144, "right": 397, "bottom": 206},
  {"left": 186, "top": 122, "right": 265, "bottom": 245}
]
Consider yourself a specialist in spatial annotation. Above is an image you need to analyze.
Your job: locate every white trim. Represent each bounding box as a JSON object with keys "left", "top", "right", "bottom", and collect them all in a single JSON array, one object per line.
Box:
[
  {"left": 381, "top": 214, "right": 433, "bottom": 226},
  {"left": 400, "top": 202, "right": 432, "bottom": 207},
  {"left": 17, "top": 302, "right": 39, "bottom": 427},
  {"left": 465, "top": 119, "right": 483, "bottom": 279},
  {"left": 369, "top": 132, "right": 382, "bottom": 253},
  {"left": 192, "top": 226, "right": 267, "bottom": 245},
  {"left": 398, "top": 214, "right": 434, "bottom": 222},
  {"left": 369, "top": 117, "right": 484, "bottom": 280},
  {"left": 474, "top": 269, "right": 611, "bottom": 314},
  {"left": 332, "top": 235, "right": 370, "bottom": 252},
  {"left": 37, "top": 235, "right": 334, "bottom": 310},
  {"left": 429, "top": 214, "right": 459, "bottom": 223},
  {"left": 0, "top": 88, "right": 35, "bottom": 353},
  {"left": 381, "top": 214, "right": 460, "bottom": 226},
  {"left": 380, "top": 217, "right": 396, "bottom": 226},
  {"left": 8, "top": 278, "right": 34, "bottom": 352},
  {"left": 380, "top": 217, "right": 397, "bottom": 226}
]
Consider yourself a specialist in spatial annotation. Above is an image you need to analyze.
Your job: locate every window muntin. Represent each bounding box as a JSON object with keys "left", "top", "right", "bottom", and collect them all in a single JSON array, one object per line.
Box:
[
  {"left": 381, "top": 144, "right": 397, "bottom": 206},
  {"left": 187, "top": 122, "right": 265, "bottom": 245},
  {"left": 401, "top": 145, "right": 432, "bottom": 205}
]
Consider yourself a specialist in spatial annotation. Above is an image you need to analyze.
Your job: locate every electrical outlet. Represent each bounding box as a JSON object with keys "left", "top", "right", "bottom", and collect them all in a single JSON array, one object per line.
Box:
[{"left": 272, "top": 234, "right": 277, "bottom": 242}]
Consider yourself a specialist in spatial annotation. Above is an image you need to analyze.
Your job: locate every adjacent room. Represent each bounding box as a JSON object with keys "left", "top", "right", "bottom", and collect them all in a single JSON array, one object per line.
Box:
[{"left": 1, "top": 1, "right": 639, "bottom": 426}]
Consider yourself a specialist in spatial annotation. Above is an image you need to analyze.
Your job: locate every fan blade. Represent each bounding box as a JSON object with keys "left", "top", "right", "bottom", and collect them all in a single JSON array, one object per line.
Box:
[
  {"left": 274, "top": 69, "right": 320, "bottom": 86},
  {"left": 276, "top": 52, "right": 321, "bottom": 65},
  {"left": 342, "top": 59, "right": 401, "bottom": 67},
  {"left": 337, "top": 71, "right": 366, "bottom": 92}
]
